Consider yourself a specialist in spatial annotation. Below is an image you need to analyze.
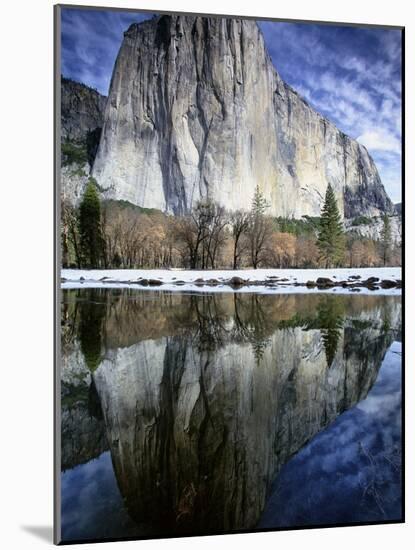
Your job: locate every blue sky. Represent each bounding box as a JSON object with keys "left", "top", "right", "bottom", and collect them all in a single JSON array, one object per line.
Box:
[{"left": 61, "top": 8, "right": 402, "bottom": 203}]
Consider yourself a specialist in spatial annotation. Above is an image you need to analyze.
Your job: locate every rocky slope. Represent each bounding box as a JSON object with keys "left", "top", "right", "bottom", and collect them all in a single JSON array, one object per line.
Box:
[
  {"left": 90, "top": 15, "right": 393, "bottom": 218},
  {"left": 60, "top": 78, "right": 107, "bottom": 203},
  {"left": 345, "top": 214, "right": 402, "bottom": 244},
  {"left": 61, "top": 77, "right": 106, "bottom": 143}
]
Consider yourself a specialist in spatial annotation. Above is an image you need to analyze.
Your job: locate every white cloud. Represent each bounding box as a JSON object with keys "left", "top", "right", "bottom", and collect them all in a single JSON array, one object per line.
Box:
[
  {"left": 357, "top": 129, "right": 401, "bottom": 155},
  {"left": 259, "top": 22, "right": 402, "bottom": 202}
]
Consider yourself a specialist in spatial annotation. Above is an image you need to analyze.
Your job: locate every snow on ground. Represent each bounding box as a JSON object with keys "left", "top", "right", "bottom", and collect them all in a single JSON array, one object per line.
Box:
[{"left": 61, "top": 267, "right": 401, "bottom": 295}]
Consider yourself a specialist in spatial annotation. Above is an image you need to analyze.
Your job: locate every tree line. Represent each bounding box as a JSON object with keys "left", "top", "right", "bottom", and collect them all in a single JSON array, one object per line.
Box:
[{"left": 61, "top": 179, "right": 400, "bottom": 270}]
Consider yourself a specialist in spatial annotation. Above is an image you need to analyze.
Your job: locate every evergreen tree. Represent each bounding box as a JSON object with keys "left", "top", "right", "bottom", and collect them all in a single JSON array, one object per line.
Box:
[
  {"left": 248, "top": 186, "right": 272, "bottom": 269},
  {"left": 317, "top": 184, "right": 345, "bottom": 267},
  {"left": 251, "top": 185, "right": 269, "bottom": 217},
  {"left": 380, "top": 214, "right": 392, "bottom": 266},
  {"left": 78, "top": 178, "right": 103, "bottom": 268}
]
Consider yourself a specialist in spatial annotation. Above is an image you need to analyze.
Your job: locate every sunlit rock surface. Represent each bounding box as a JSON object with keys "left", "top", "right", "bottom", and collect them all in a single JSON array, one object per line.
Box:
[{"left": 91, "top": 16, "right": 393, "bottom": 218}]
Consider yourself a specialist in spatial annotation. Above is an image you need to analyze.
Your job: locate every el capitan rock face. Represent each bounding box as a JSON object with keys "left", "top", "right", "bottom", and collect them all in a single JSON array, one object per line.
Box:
[{"left": 90, "top": 15, "right": 393, "bottom": 218}]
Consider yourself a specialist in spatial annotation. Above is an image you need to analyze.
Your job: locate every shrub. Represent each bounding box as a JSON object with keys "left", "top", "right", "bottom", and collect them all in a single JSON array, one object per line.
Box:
[
  {"left": 61, "top": 140, "right": 88, "bottom": 167},
  {"left": 351, "top": 215, "right": 373, "bottom": 226}
]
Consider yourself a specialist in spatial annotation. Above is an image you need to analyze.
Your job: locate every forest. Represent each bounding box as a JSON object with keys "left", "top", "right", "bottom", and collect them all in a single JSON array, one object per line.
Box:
[{"left": 61, "top": 179, "right": 401, "bottom": 271}]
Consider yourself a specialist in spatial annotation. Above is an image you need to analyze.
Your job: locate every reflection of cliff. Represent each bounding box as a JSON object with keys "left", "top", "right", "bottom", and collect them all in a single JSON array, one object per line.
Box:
[
  {"left": 61, "top": 371, "right": 107, "bottom": 471},
  {"left": 61, "top": 291, "right": 108, "bottom": 470},
  {"left": 59, "top": 290, "right": 402, "bottom": 536}
]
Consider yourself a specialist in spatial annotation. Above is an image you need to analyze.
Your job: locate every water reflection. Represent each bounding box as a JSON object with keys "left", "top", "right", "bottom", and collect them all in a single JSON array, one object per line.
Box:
[
  {"left": 61, "top": 289, "right": 401, "bottom": 540},
  {"left": 259, "top": 342, "right": 402, "bottom": 527}
]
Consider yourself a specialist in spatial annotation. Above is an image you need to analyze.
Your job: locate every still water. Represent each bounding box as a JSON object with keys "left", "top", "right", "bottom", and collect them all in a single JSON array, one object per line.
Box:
[{"left": 60, "top": 289, "right": 402, "bottom": 542}]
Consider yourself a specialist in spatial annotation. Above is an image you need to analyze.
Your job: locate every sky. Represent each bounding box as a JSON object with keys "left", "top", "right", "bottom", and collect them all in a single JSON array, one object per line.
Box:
[{"left": 61, "top": 8, "right": 402, "bottom": 203}]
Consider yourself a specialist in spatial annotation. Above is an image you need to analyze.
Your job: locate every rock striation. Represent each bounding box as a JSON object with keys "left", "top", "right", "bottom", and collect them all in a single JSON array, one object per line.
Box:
[{"left": 91, "top": 15, "right": 393, "bottom": 218}]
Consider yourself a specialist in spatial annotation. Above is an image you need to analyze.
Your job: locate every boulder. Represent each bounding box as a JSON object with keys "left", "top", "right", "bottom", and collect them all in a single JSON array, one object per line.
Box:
[
  {"left": 380, "top": 280, "right": 397, "bottom": 289},
  {"left": 316, "top": 277, "right": 334, "bottom": 287},
  {"left": 363, "top": 276, "right": 380, "bottom": 285},
  {"left": 227, "top": 276, "right": 246, "bottom": 287}
]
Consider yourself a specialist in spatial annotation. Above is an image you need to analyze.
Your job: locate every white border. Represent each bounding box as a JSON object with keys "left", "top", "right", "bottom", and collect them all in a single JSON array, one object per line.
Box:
[{"left": 1, "top": 1, "right": 412, "bottom": 548}]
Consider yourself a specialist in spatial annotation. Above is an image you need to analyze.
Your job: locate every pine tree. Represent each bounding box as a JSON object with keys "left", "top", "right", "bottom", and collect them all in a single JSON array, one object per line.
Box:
[
  {"left": 248, "top": 186, "right": 272, "bottom": 269},
  {"left": 380, "top": 214, "right": 392, "bottom": 266},
  {"left": 78, "top": 178, "right": 103, "bottom": 268},
  {"left": 317, "top": 184, "right": 345, "bottom": 267},
  {"left": 251, "top": 185, "right": 269, "bottom": 217}
]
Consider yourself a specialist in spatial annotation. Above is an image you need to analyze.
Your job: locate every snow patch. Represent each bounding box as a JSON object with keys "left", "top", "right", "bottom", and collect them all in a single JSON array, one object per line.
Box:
[{"left": 61, "top": 267, "right": 402, "bottom": 295}]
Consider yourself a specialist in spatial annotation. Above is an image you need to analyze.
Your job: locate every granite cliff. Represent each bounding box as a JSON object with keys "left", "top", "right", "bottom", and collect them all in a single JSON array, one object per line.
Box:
[{"left": 87, "top": 15, "right": 393, "bottom": 218}]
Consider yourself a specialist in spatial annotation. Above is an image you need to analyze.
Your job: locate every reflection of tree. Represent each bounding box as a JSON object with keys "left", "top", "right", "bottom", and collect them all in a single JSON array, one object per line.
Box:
[
  {"left": 65, "top": 289, "right": 401, "bottom": 373},
  {"left": 88, "top": 378, "right": 104, "bottom": 420},
  {"left": 381, "top": 307, "right": 391, "bottom": 334},
  {"left": 191, "top": 294, "right": 230, "bottom": 351},
  {"left": 274, "top": 296, "right": 345, "bottom": 367},
  {"left": 78, "top": 289, "right": 106, "bottom": 371},
  {"left": 63, "top": 290, "right": 401, "bottom": 361},
  {"left": 233, "top": 294, "right": 271, "bottom": 364},
  {"left": 358, "top": 441, "right": 402, "bottom": 518},
  {"left": 291, "top": 296, "right": 345, "bottom": 368},
  {"left": 316, "top": 298, "right": 345, "bottom": 368},
  {"left": 321, "top": 325, "right": 342, "bottom": 368},
  {"left": 61, "top": 290, "right": 80, "bottom": 354}
]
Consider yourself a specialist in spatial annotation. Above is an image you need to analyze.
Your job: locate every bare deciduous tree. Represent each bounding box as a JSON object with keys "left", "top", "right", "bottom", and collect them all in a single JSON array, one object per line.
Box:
[
  {"left": 61, "top": 196, "right": 81, "bottom": 268},
  {"left": 229, "top": 210, "right": 250, "bottom": 269}
]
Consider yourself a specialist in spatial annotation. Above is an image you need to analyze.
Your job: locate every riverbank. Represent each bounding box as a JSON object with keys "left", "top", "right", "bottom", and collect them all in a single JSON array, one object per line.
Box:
[{"left": 61, "top": 267, "right": 402, "bottom": 295}]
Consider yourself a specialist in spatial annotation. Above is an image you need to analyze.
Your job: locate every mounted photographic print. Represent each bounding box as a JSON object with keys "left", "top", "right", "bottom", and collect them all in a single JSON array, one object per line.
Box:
[{"left": 54, "top": 4, "right": 404, "bottom": 544}]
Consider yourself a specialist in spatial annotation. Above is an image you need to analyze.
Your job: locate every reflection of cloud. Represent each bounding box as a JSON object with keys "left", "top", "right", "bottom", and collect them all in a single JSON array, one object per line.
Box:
[
  {"left": 61, "top": 451, "right": 136, "bottom": 541},
  {"left": 260, "top": 343, "right": 402, "bottom": 528}
]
